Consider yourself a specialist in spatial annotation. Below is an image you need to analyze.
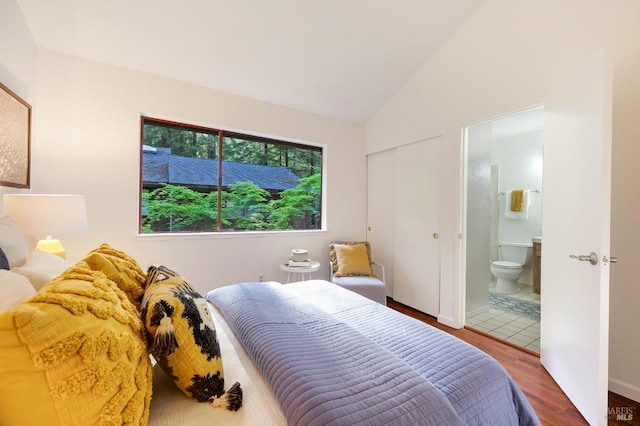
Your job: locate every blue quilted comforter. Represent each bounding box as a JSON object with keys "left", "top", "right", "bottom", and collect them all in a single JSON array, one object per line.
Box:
[{"left": 206, "top": 280, "right": 540, "bottom": 426}]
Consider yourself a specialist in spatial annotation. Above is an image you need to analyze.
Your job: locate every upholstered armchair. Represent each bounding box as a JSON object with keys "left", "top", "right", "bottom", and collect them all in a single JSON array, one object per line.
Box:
[{"left": 328, "top": 241, "right": 387, "bottom": 305}]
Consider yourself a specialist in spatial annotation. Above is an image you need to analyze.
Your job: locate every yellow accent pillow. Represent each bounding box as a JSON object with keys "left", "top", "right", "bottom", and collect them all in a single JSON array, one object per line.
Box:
[
  {"left": 85, "top": 243, "right": 147, "bottom": 310},
  {"left": 0, "top": 260, "right": 153, "bottom": 426},
  {"left": 330, "top": 242, "right": 375, "bottom": 278},
  {"left": 141, "top": 266, "right": 242, "bottom": 410}
]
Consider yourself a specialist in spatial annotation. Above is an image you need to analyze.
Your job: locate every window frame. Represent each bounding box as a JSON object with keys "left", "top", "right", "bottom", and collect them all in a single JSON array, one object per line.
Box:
[{"left": 138, "top": 116, "right": 326, "bottom": 236}]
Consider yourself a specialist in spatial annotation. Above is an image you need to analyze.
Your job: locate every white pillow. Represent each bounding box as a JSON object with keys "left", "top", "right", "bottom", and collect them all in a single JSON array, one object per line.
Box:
[
  {"left": 12, "top": 249, "right": 70, "bottom": 290},
  {"left": 0, "top": 270, "right": 35, "bottom": 313},
  {"left": 0, "top": 216, "right": 28, "bottom": 268}
]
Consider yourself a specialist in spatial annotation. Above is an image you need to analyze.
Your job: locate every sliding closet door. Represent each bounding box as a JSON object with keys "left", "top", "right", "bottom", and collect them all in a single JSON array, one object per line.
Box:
[
  {"left": 393, "top": 138, "right": 441, "bottom": 316},
  {"left": 366, "top": 149, "right": 396, "bottom": 296}
]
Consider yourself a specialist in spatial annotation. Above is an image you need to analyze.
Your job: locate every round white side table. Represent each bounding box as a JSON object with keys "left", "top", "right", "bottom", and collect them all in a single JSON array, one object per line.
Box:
[{"left": 280, "top": 261, "right": 320, "bottom": 283}]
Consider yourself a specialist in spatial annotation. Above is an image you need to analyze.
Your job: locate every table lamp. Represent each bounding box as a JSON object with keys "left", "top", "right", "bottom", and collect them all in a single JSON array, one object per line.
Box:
[{"left": 3, "top": 194, "right": 88, "bottom": 259}]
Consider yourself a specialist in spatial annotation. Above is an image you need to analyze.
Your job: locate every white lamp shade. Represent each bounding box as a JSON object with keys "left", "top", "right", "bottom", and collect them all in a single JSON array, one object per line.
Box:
[{"left": 3, "top": 194, "right": 88, "bottom": 237}]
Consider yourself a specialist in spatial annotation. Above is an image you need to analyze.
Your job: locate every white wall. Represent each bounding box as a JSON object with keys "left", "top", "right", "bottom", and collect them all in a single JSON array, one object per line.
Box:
[
  {"left": 366, "top": 0, "right": 640, "bottom": 401},
  {"left": 33, "top": 49, "right": 368, "bottom": 292},
  {"left": 493, "top": 129, "right": 543, "bottom": 285},
  {"left": 0, "top": 29, "right": 368, "bottom": 293},
  {"left": 0, "top": 0, "right": 36, "bottom": 103},
  {"left": 608, "top": 2, "right": 640, "bottom": 403},
  {"left": 0, "top": 2, "right": 37, "bottom": 227}
]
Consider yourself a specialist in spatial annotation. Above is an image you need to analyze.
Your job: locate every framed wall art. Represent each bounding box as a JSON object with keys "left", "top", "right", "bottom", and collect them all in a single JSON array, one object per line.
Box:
[{"left": 0, "top": 81, "right": 31, "bottom": 188}]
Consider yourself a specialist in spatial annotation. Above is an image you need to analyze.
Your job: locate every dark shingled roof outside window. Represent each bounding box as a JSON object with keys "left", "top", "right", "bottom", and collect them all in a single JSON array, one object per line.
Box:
[{"left": 142, "top": 150, "right": 300, "bottom": 191}]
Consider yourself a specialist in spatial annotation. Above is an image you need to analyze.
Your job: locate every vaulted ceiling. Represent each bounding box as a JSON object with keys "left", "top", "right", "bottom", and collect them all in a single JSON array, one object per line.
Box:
[{"left": 17, "top": 0, "right": 485, "bottom": 123}]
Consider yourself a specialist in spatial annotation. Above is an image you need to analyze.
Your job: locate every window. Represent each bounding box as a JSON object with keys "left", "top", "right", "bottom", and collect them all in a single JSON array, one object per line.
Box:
[{"left": 140, "top": 117, "right": 323, "bottom": 234}]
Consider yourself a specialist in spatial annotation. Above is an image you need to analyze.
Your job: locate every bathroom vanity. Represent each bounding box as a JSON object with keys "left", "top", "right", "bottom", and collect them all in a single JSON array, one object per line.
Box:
[{"left": 532, "top": 237, "right": 542, "bottom": 295}]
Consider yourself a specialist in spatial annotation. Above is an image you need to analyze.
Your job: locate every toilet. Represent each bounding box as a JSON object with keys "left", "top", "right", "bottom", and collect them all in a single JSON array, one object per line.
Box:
[{"left": 490, "top": 242, "right": 533, "bottom": 294}]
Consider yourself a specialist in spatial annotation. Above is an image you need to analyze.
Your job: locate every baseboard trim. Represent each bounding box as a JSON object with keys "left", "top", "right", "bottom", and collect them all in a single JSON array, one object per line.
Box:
[
  {"left": 437, "top": 314, "right": 463, "bottom": 329},
  {"left": 609, "top": 377, "right": 640, "bottom": 403}
]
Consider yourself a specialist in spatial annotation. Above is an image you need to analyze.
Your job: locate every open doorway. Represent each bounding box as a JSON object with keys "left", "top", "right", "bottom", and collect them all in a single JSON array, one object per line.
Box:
[{"left": 463, "top": 106, "right": 543, "bottom": 352}]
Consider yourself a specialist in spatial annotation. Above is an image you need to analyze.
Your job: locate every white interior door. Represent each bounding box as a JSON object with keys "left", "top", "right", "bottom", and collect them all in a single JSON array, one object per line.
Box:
[
  {"left": 393, "top": 138, "right": 441, "bottom": 316},
  {"left": 541, "top": 49, "right": 612, "bottom": 425}
]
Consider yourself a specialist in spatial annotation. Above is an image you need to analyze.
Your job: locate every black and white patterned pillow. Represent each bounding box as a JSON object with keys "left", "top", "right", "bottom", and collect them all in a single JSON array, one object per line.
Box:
[{"left": 140, "top": 266, "right": 242, "bottom": 411}]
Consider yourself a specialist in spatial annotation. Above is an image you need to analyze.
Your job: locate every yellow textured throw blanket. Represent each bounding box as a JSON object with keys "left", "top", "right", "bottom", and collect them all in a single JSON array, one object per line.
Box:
[
  {"left": 511, "top": 190, "right": 524, "bottom": 212},
  {"left": 0, "top": 256, "right": 153, "bottom": 426}
]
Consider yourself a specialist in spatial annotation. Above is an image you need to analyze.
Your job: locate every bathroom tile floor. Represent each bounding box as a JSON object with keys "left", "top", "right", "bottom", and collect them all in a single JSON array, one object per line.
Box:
[{"left": 466, "top": 283, "right": 541, "bottom": 353}]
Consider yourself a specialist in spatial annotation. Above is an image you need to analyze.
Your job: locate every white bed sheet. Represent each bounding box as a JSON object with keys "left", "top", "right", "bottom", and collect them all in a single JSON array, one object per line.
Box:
[{"left": 148, "top": 301, "right": 286, "bottom": 425}]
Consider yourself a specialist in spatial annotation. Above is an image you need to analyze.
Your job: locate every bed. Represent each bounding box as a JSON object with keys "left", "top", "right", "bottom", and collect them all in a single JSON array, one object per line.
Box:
[
  {"left": 0, "top": 221, "right": 539, "bottom": 425},
  {"left": 151, "top": 279, "right": 540, "bottom": 425}
]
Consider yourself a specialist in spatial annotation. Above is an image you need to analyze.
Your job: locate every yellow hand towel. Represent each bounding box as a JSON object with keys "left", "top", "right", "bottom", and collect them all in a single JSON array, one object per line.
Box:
[{"left": 511, "top": 190, "right": 524, "bottom": 212}]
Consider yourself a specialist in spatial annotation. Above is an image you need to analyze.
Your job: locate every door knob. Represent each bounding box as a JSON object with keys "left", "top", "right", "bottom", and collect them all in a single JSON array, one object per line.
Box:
[{"left": 569, "top": 252, "right": 598, "bottom": 265}]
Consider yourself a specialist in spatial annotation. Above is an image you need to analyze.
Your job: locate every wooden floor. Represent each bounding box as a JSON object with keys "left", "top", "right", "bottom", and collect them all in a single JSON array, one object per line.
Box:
[{"left": 387, "top": 298, "right": 640, "bottom": 426}]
